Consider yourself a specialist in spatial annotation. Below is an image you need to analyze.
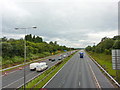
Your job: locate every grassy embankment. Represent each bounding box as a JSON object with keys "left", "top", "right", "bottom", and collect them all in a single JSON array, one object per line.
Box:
[
  {"left": 19, "top": 52, "right": 76, "bottom": 89},
  {"left": 87, "top": 51, "right": 120, "bottom": 83},
  {"left": 2, "top": 51, "right": 70, "bottom": 73},
  {"left": 2, "top": 51, "right": 65, "bottom": 69}
]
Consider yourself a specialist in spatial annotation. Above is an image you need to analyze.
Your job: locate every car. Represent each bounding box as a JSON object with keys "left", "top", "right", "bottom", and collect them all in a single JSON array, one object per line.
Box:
[
  {"left": 36, "top": 62, "right": 48, "bottom": 72},
  {"left": 29, "top": 63, "right": 40, "bottom": 71},
  {"left": 63, "top": 55, "right": 66, "bottom": 58},
  {"left": 49, "top": 58, "right": 55, "bottom": 62},
  {"left": 58, "top": 57, "right": 62, "bottom": 60}
]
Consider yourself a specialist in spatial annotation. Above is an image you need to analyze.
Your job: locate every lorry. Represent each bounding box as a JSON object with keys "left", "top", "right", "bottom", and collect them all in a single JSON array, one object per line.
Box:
[
  {"left": 29, "top": 63, "right": 40, "bottom": 71},
  {"left": 79, "top": 52, "right": 84, "bottom": 58},
  {"left": 36, "top": 62, "right": 48, "bottom": 72}
]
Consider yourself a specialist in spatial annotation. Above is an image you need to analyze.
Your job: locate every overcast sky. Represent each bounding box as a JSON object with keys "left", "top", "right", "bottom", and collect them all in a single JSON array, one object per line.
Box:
[{"left": 1, "top": 0, "right": 119, "bottom": 48}]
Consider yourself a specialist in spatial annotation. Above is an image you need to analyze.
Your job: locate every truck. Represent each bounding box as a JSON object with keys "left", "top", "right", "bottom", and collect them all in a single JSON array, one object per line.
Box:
[
  {"left": 79, "top": 52, "right": 84, "bottom": 58},
  {"left": 36, "top": 62, "right": 48, "bottom": 72},
  {"left": 29, "top": 63, "right": 40, "bottom": 71}
]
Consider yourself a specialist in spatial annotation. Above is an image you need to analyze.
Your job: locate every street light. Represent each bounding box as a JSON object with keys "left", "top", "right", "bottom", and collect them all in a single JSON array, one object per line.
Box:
[{"left": 15, "top": 26, "right": 37, "bottom": 90}]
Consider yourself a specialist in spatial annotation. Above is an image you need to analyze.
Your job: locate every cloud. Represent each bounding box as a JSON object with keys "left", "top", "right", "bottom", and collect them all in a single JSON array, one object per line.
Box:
[
  {"left": 2, "top": 0, "right": 119, "bottom": 48},
  {"left": 2, "top": 32, "right": 25, "bottom": 39}
]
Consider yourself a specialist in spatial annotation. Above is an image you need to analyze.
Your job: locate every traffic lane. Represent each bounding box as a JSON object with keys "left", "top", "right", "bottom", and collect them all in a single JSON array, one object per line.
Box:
[
  {"left": 3, "top": 53, "right": 70, "bottom": 88},
  {"left": 2, "top": 58, "right": 52, "bottom": 87},
  {"left": 3, "top": 52, "right": 72, "bottom": 88},
  {"left": 79, "top": 56, "right": 96, "bottom": 88},
  {"left": 85, "top": 52, "right": 114, "bottom": 88},
  {"left": 45, "top": 52, "right": 96, "bottom": 88},
  {"left": 62, "top": 54, "right": 80, "bottom": 88},
  {"left": 45, "top": 52, "right": 77, "bottom": 88},
  {"left": 2, "top": 52, "right": 71, "bottom": 88}
]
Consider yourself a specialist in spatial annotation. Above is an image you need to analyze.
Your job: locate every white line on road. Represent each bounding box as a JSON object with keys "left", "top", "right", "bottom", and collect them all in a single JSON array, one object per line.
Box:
[
  {"left": 3, "top": 59, "right": 54, "bottom": 88},
  {"left": 2, "top": 52, "right": 74, "bottom": 89},
  {"left": 42, "top": 53, "right": 75, "bottom": 88},
  {"left": 79, "top": 81, "right": 81, "bottom": 86},
  {"left": 2, "top": 71, "right": 36, "bottom": 88},
  {"left": 88, "top": 62, "right": 101, "bottom": 89}
]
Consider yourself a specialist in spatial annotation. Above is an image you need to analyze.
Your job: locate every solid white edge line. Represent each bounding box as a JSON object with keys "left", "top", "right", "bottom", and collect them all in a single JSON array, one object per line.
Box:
[
  {"left": 42, "top": 52, "right": 76, "bottom": 88},
  {"left": 88, "top": 62, "right": 101, "bottom": 88}
]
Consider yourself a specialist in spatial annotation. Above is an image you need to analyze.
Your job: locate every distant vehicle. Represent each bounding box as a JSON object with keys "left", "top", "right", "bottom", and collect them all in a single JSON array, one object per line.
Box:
[
  {"left": 30, "top": 63, "right": 40, "bottom": 71},
  {"left": 79, "top": 52, "right": 84, "bottom": 58},
  {"left": 49, "top": 58, "right": 55, "bottom": 62},
  {"left": 63, "top": 55, "right": 66, "bottom": 58},
  {"left": 36, "top": 62, "right": 48, "bottom": 72},
  {"left": 58, "top": 56, "right": 62, "bottom": 60}
]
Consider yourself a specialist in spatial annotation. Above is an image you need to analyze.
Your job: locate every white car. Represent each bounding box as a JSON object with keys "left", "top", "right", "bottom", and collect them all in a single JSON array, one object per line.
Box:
[
  {"left": 30, "top": 63, "right": 40, "bottom": 71},
  {"left": 63, "top": 55, "right": 66, "bottom": 58},
  {"left": 58, "top": 56, "right": 62, "bottom": 60},
  {"left": 36, "top": 62, "right": 48, "bottom": 72}
]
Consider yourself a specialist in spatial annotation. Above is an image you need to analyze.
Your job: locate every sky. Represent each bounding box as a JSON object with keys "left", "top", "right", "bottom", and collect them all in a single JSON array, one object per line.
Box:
[{"left": 1, "top": 0, "right": 119, "bottom": 48}]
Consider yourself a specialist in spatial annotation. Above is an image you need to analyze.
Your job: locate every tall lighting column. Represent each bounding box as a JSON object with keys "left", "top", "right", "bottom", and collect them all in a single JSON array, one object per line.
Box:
[{"left": 15, "top": 26, "right": 37, "bottom": 89}]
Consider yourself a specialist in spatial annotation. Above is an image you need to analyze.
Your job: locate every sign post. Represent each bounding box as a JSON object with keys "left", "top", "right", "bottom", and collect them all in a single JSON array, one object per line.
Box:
[{"left": 112, "top": 49, "right": 120, "bottom": 81}]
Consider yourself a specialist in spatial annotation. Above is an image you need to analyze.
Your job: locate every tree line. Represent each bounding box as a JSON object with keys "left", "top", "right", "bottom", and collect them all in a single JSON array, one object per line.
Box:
[
  {"left": 85, "top": 35, "right": 120, "bottom": 54},
  {"left": 0, "top": 34, "right": 71, "bottom": 67}
]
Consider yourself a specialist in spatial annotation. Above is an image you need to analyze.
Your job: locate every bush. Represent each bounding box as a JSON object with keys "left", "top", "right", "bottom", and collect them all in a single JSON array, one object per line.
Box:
[
  {"left": 42, "top": 52, "right": 51, "bottom": 56},
  {"left": 105, "top": 49, "right": 111, "bottom": 55}
]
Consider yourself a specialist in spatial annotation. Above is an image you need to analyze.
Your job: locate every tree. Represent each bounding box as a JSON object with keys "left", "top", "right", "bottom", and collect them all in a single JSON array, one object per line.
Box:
[
  {"left": 85, "top": 46, "right": 92, "bottom": 51},
  {"left": 2, "top": 37, "right": 7, "bottom": 42},
  {"left": 101, "top": 37, "right": 109, "bottom": 42},
  {"left": 35, "top": 36, "right": 43, "bottom": 43},
  {"left": 49, "top": 41, "right": 54, "bottom": 45},
  {"left": 25, "top": 34, "right": 32, "bottom": 42},
  {"left": 54, "top": 41, "right": 57, "bottom": 45},
  {"left": 113, "top": 35, "right": 120, "bottom": 40},
  {"left": 2, "top": 42, "right": 13, "bottom": 58},
  {"left": 113, "top": 40, "right": 120, "bottom": 49}
]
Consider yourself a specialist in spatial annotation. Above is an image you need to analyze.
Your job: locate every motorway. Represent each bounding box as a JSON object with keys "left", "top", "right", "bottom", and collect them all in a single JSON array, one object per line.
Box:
[
  {"left": 44, "top": 51, "right": 114, "bottom": 88},
  {"left": 2, "top": 52, "right": 72, "bottom": 89}
]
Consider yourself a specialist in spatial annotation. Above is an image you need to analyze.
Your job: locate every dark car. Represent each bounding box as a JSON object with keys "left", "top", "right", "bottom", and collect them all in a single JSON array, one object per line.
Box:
[{"left": 49, "top": 58, "right": 55, "bottom": 62}]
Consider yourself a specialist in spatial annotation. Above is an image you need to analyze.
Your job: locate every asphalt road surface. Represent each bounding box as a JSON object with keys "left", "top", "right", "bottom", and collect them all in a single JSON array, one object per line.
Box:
[
  {"left": 2, "top": 52, "right": 73, "bottom": 89},
  {"left": 44, "top": 51, "right": 114, "bottom": 88}
]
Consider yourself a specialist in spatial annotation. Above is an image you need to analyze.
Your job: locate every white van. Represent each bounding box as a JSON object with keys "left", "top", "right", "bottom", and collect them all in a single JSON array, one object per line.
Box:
[
  {"left": 36, "top": 62, "right": 48, "bottom": 72},
  {"left": 30, "top": 63, "right": 40, "bottom": 71}
]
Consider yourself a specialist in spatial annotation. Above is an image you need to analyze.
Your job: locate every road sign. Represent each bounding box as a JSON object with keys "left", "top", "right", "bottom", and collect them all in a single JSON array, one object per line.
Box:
[
  {"left": 112, "top": 49, "right": 120, "bottom": 70},
  {"left": 64, "top": 50, "right": 67, "bottom": 52}
]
